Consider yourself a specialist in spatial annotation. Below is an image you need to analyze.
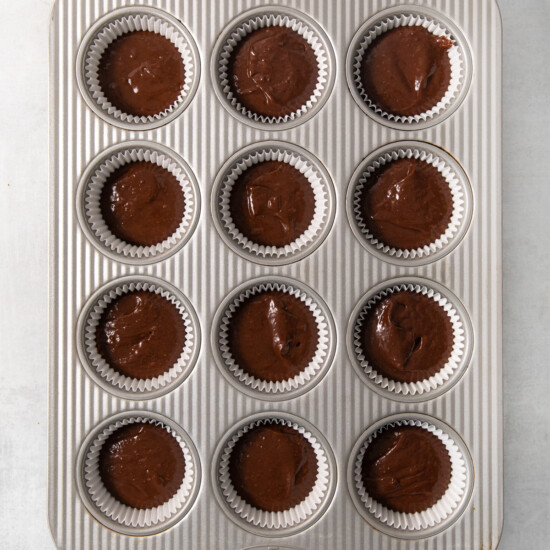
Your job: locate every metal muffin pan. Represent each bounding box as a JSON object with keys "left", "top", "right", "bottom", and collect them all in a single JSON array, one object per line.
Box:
[{"left": 49, "top": 0, "right": 502, "bottom": 549}]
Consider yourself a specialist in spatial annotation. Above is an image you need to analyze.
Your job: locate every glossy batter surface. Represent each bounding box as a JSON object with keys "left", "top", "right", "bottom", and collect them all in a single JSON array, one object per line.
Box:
[
  {"left": 98, "top": 30, "right": 185, "bottom": 117},
  {"left": 229, "top": 424, "right": 318, "bottom": 512},
  {"left": 361, "top": 425, "right": 451, "bottom": 513},
  {"left": 96, "top": 291, "right": 186, "bottom": 379},
  {"left": 360, "top": 290, "right": 453, "bottom": 383},
  {"left": 360, "top": 158, "right": 453, "bottom": 250},
  {"left": 228, "top": 26, "right": 318, "bottom": 117},
  {"left": 361, "top": 26, "right": 452, "bottom": 116},
  {"left": 229, "top": 161, "right": 315, "bottom": 247},
  {"left": 228, "top": 290, "right": 318, "bottom": 382},
  {"left": 100, "top": 161, "right": 185, "bottom": 247},
  {"left": 99, "top": 422, "right": 186, "bottom": 509}
]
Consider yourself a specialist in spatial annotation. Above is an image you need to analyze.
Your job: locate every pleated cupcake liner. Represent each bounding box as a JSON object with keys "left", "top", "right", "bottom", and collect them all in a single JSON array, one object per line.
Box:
[
  {"left": 351, "top": 11, "right": 466, "bottom": 125},
  {"left": 80, "top": 7, "right": 199, "bottom": 127},
  {"left": 353, "top": 418, "right": 467, "bottom": 531},
  {"left": 79, "top": 278, "right": 199, "bottom": 398},
  {"left": 216, "top": 280, "right": 332, "bottom": 396},
  {"left": 351, "top": 282, "right": 468, "bottom": 398},
  {"left": 216, "top": 10, "right": 331, "bottom": 126},
  {"left": 349, "top": 145, "right": 470, "bottom": 262},
  {"left": 81, "top": 414, "right": 198, "bottom": 532},
  {"left": 80, "top": 143, "right": 199, "bottom": 263},
  {"left": 214, "top": 143, "right": 333, "bottom": 264},
  {"left": 217, "top": 417, "right": 331, "bottom": 532}
]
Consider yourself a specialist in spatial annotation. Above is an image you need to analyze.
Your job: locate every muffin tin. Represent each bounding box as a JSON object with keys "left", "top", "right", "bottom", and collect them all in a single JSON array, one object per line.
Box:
[{"left": 49, "top": 1, "right": 502, "bottom": 549}]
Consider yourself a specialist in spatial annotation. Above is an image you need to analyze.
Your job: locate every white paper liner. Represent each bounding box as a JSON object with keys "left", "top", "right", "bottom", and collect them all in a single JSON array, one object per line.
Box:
[
  {"left": 84, "top": 415, "right": 196, "bottom": 528},
  {"left": 217, "top": 147, "right": 330, "bottom": 260},
  {"left": 83, "top": 146, "right": 198, "bottom": 260},
  {"left": 352, "top": 12, "right": 465, "bottom": 124},
  {"left": 82, "top": 280, "right": 198, "bottom": 394},
  {"left": 218, "top": 281, "right": 330, "bottom": 394},
  {"left": 353, "top": 419, "right": 467, "bottom": 530},
  {"left": 218, "top": 417, "right": 330, "bottom": 530},
  {"left": 217, "top": 13, "right": 330, "bottom": 124},
  {"left": 352, "top": 283, "right": 466, "bottom": 396},
  {"left": 352, "top": 147, "right": 466, "bottom": 260},
  {"left": 83, "top": 12, "right": 197, "bottom": 125}
]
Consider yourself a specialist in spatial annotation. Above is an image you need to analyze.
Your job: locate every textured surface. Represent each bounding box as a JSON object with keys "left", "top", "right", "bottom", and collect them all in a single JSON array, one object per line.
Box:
[{"left": 48, "top": 0, "right": 502, "bottom": 549}]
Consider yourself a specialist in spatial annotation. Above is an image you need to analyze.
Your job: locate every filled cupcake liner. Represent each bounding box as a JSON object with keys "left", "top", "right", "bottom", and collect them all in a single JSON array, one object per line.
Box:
[
  {"left": 352, "top": 12, "right": 465, "bottom": 125},
  {"left": 217, "top": 281, "right": 331, "bottom": 395},
  {"left": 352, "top": 282, "right": 466, "bottom": 397},
  {"left": 351, "top": 147, "right": 466, "bottom": 261},
  {"left": 83, "top": 415, "right": 196, "bottom": 529},
  {"left": 353, "top": 419, "right": 467, "bottom": 531},
  {"left": 216, "top": 146, "right": 331, "bottom": 261},
  {"left": 81, "top": 279, "right": 198, "bottom": 395},
  {"left": 217, "top": 417, "right": 331, "bottom": 530},
  {"left": 83, "top": 10, "right": 197, "bottom": 125},
  {"left": 83, "top": 146, "right": 198, "bottom": 261},
  {"left": 216, "top": 12, "right": 330, "bottom": 125}
]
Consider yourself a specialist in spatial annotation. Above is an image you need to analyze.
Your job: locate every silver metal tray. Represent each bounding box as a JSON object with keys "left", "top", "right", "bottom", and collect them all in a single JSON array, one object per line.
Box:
[{"left": 49, "top": 0, "right": 503, "bottom": 548}]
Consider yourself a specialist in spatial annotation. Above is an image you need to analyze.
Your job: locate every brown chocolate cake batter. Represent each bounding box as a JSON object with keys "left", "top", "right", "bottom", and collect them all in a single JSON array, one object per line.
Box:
[
  {"left": 361, "top": 424, "right": 452, "bottom": 513},
  {"left": 96, "top": 290, "right": 186, "bottom": 380},
  {"left": 229, "top": 161, "right": 315, "bottom": 247},
  {"left": 360, "top": 290, "right": 453, "bottom": 383},
  {"left": 99, "top": 422, "right": 186, "bottom": 509},
  {"left": 100, "top": 161, "right": 185, "bottom": 247},
  {"left": 228, "top": 26, "right": 318, "bottom": 117},
  {"left": 228, "top": 290, "right": 318, "bottom": 382},
  {"left": 361, "top": 26, "right": 452, "bottom": 116},
  {"left": 229, "top": 423, "right": 318, "bottom": 512},
  {"left": 359, "top": 158, "right": 453, "bottom": 250},
  {"left": 98, "top": 30, "right": 185, "bottom": 117}
]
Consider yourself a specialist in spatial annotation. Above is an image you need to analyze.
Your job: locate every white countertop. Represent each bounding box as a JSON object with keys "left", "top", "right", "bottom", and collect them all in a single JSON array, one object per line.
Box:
[{"left": 0, "top": 0, "right": 548, "bottom": 548}]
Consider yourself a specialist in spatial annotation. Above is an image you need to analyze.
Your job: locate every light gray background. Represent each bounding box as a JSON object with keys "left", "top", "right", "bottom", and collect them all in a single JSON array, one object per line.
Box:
[{"left": 0, "top": 0, "right": 548, "bottom": 548}]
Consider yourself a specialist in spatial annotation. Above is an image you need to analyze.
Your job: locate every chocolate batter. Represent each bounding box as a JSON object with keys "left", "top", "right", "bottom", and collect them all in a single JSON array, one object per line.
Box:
[
  {"left": 98, "top": 30, "right": 185, "bottom": 117},
  {"left": 360, "top": 158, "right": 453, "bottom": 250},
  {"left": 99, "top": 422, "right": 186, "bottom": 509},
  {"left": 229, "top": 423, "right": 317, "bottom": 512},
  {"left": 96, "top": 290, "right": 186, "bottom": 380},
  {"left": 361, "top": 26, "right": 452, "bottom": 116},
  {"left": 228, "top": 290, "right": 318, "bottom": 382},
  {"left": 229, "top": 161, "right": 315, "bottom": 247},
  {"left": 100, "top": 161, "right": 185, "bottom": 247},
  {"left": 360, "top": 290, "right": 453, "bottom": 383},
  {"left": 228, "top": 26, "right": 318, "bottom": 117},
  {"left": 361, "top": 424, "right": 452, "bottom": 513}
]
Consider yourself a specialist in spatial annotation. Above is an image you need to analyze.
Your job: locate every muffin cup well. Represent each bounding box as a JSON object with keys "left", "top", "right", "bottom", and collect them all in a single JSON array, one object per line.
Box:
[
  {"left": 346, "top": 141, "right": 473, "bottom": 266},
  {"left": 76, "top": 411, "right": 201, "bottom": 536},
  {"left": 213, "top": 413, "right": 336, "bottom": 537},
  {"left": 76, "top": 276, "right": 200, "bottom": 400},
  {"left": 212, "top": 6, "right": 335, "bottom": 130},
  {"left": 213, "top": 276, "right": 336, "bottom": 400},
  {"left": 77, "top": 6, "right": 200, "bottom": 130},
  {"left": 348, "top": 277, "right": 473, "bottom": 402},
  {"left": 348, "top": 414, "right": 473, "bottom": 538},
  {"left": 212, "top": 141, "right": 335, "bottom": 266},
  {"left": 347, "top": 6, "right": 472, "bottom": 129},
  {"left": 76, "top": 141, "right": 200, "bottom": 265}
]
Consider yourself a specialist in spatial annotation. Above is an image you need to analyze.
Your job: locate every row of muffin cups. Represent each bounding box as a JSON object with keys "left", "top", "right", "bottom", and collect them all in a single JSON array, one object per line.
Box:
[
  {"left": 77, "top": 140, "right": 473, "bottom": 268},
  {"left": 77, "top": 5, "right": 472, "bottom": 131},
  {"left": 77, "top": 145, "right": 475, "bottom": 540},
  {"left": 76, "top": 269, "right": 475, "bottom": 538},
  {"left": 77, "top": 409, "right": 474, "bottom": 539},
  {"left": 77, "top": 274, "right": 473, "bottom": 403}
]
